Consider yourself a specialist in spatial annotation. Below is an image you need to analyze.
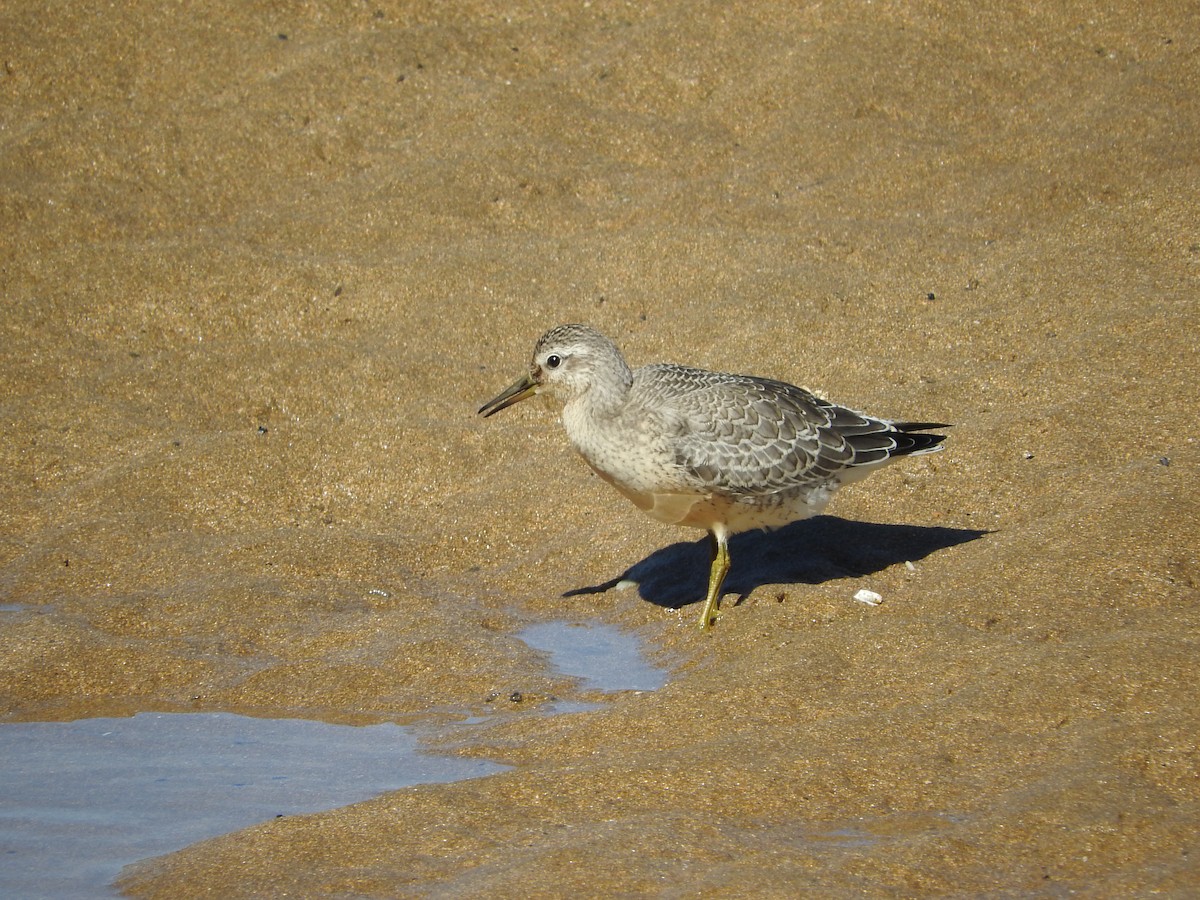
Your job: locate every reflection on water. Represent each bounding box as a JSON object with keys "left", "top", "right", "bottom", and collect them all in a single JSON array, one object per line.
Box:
[{"left": 0, "top": 713, "right": 504, "bottom": 899}]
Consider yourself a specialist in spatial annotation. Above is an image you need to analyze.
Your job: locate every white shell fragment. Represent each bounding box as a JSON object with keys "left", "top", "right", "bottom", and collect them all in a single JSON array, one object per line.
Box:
[{"left": 853, "top": 589, "right": 884, "bottom": 606}]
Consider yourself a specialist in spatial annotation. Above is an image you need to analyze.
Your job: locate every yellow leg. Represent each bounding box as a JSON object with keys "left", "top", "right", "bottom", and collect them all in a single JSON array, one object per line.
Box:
[{"left": 697, "top": 529, "right": 731, "bottom": 631}]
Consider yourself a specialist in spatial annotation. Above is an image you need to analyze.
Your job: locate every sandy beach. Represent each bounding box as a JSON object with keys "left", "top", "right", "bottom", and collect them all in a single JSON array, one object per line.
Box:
[{"left": 2, "top": 1, "right": 1198, "bottom": 895}]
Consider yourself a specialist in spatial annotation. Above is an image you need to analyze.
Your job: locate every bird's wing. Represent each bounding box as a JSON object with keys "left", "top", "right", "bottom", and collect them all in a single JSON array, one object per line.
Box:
[{"left": 635, "top": 365, "right": 905, "bottom": 496}]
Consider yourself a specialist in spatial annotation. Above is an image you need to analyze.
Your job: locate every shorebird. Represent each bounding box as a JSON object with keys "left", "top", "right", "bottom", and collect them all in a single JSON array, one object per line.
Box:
[{"left": 479, "top": 324, "right": 947, "bottom": 630}]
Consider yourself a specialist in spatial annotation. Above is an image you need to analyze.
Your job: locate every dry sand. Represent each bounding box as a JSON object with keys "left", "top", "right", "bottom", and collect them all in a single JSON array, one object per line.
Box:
[{"left": 2, "top": 1, "right": 1198, "bottom": 896}]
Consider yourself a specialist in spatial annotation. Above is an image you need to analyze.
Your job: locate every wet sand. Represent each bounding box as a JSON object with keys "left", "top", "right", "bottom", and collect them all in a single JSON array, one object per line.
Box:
[{"left": 2, "top": 1, "right": 1198, "bottom": 895}]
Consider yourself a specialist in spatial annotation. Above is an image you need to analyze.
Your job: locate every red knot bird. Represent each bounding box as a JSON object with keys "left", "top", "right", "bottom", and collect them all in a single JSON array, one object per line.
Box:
[{"left": 479, "top": 324, "right": 947, "bottom": 630}]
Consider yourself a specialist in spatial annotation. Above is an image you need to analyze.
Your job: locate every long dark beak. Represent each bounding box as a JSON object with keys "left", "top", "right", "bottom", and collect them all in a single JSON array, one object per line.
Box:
[{"left": 478, "top": 372, "right": 539, "bottom": 417}]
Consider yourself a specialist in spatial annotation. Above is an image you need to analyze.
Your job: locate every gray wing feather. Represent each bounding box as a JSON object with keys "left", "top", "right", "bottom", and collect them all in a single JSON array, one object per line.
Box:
[{"left": 633, "top": 364, "right": 909, "bottom": 496}]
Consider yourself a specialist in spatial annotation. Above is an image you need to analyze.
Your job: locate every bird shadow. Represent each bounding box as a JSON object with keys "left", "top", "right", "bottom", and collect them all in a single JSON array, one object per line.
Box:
[{"left": 563, "top": 516, "right": 989, "bottom": 610}]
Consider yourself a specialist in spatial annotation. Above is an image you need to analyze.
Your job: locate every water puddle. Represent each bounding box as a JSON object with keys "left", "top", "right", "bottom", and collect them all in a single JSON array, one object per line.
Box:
[
  {"left": 519, "top": 620, "right": 668, "bottom": 695},
  {"left": 0, "top": 713, "right": 504, "bottom": 899},
  {"left": 0, "top": 619, "right": 667, "bottom": 898}
]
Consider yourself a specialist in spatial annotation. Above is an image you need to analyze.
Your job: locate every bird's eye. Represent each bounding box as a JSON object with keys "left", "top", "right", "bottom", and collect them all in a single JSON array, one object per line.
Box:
[{"left": 545, "top": 354, "right": 562, "bottom": 369}]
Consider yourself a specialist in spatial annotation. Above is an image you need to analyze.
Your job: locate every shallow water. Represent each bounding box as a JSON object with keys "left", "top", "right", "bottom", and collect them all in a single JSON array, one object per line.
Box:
[
  {"left": 0, "top": 712, "right": 504, "bottom": 899},
  {"left": 0, "top": 621, "right": 667, "bottom": 899},
  {"left": 519, "top": 620, "right": 667, "bottom": 694}
]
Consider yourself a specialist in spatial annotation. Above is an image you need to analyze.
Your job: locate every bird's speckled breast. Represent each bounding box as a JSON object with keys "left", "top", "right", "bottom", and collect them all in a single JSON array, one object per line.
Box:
[{"left": 562, "top": 396, "right": 686, "bottom": 497}]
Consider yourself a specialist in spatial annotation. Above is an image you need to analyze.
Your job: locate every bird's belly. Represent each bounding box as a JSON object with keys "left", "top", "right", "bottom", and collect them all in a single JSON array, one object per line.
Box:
[
  {"left": 599, "top": 468, "right": 839, "bottom": 534},
  {"left": 693, "top": 485, "right": 837, "bottom": 533},
  {"left": 720, "top": 489, "right": 834, "bottom": 531}
]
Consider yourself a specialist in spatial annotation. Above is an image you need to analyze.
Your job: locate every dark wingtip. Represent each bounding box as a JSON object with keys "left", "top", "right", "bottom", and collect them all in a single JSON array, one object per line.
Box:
[{"left": 893, "top": 421, "right": 952, "bottom": 432}]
